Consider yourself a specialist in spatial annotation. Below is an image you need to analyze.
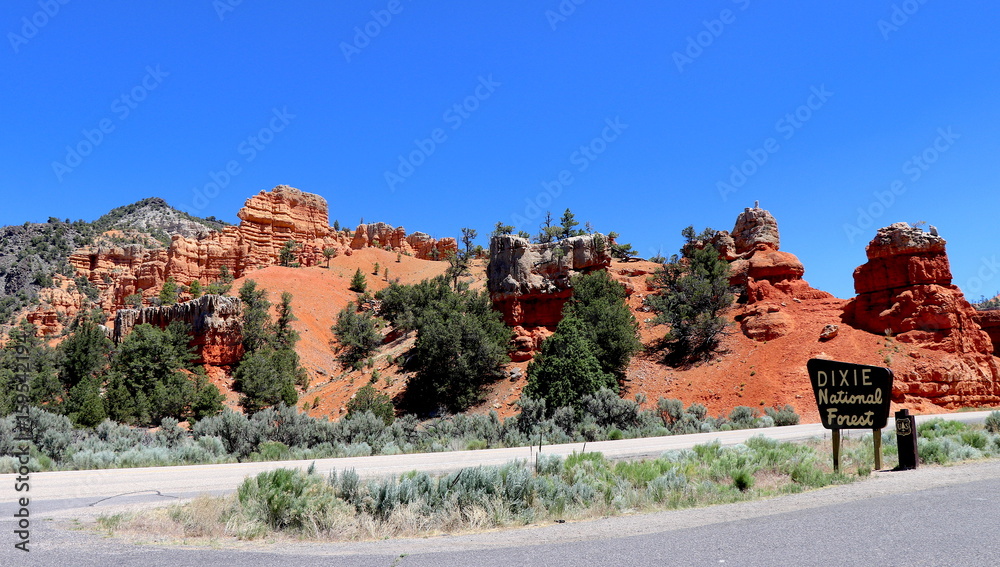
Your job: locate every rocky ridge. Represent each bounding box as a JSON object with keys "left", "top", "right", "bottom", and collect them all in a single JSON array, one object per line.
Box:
[{"left": 65, "top": 185, "right": 457, "bottom": 320}]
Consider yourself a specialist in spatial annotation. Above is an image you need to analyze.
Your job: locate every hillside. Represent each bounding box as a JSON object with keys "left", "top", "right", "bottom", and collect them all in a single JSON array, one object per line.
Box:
[
  {"left": 5, "top": 184, "right": 1000, "bottom": 425},
  {"left": 0, "top": 198, "right": 227, "bottom": 327}
]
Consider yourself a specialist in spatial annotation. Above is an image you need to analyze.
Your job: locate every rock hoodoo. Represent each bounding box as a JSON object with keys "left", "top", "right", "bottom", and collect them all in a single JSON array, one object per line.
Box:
[
  {"left": 844, "top": 222, "right": 991, "bottom": 353},
  {"left": 721, "top": 205, "right": 831, "bottom": 341},
  {"left": 487, "top": 233, "right": 612, "bottom": 328},
  {"left": 113, "top": 294, "right": 244, "bottom": 365},
  {"left": 487, "top": 233, "right": 611, "bottom": 360},
  {"left": 843, "top": 222, "right": 1000, "bottom": 407}
]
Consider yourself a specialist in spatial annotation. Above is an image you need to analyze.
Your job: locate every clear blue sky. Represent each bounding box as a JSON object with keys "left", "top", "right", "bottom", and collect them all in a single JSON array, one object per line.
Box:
[{"left": 3, "top": 1, "right": 999, "bottom": 299}]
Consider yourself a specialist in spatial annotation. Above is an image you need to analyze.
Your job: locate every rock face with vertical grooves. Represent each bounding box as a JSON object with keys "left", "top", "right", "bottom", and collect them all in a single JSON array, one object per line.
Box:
[
  {"left": 113, "top": 294, "right": 244, "bottom": 365},
  {"left": 487, "top": 233, "right": 612, "bottom": 328}
]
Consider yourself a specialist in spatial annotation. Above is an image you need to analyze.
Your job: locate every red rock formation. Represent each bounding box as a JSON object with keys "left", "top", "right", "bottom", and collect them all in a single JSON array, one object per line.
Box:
[
  {"left": 64, "top": 185, "right": 456, "bottom": 318},
  {"left": 972, "top": 310, "right": 1000, "bottom": 356},
  {"left": 112, "top": 294, "right": 243, "bottom": 365},
  {"left": 844, "top": 223, "right": 991, "bottom": 353},
  {"left": 720, "top": 206, "right": 831, "bottom": 341},
  {"left": 843, "top": 222, "right": 1000, "bottom": 407},
  {"left": 24, "top": 275, "right": 87, "bottom": 336},
  {"left": 487, "top": 233, "right": 611, "bottom": 360}
]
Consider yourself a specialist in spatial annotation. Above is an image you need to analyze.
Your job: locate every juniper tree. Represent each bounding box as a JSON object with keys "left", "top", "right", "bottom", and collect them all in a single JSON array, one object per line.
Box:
[{"left": 646, "top": 226, "right": 732, "bottom": 364}]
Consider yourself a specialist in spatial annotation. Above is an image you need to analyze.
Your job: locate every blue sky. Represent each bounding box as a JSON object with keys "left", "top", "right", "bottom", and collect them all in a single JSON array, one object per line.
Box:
[{"left": 3, "top": 1, "right": 999, "bottom": 299}]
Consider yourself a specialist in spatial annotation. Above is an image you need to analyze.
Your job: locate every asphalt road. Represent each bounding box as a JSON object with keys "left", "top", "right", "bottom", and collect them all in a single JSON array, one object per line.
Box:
[{"left": 0, "top": 410, "right": 995, "bottom": 564}]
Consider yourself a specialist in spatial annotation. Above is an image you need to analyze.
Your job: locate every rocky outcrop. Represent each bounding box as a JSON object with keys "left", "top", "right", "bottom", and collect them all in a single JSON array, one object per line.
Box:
[
  {"left": 732, "top": 205, "right": 780, "bottom": 254},
  {"left": 844, "top": 223, "right": 991, "bottom": 353},
  {"left": 351, "top": 223, "right": 457, "bottom": 260},
  {"left": 487, "top": 233, "right": 612, "bottom": 328},
  {"left": 844, "top": 223, "right": 1000, "bottom": 408},
  {"left": 720, "top": 206, "right": 830, "bottom": 341},
  {"left": 737, "top": 302, "right": 794, "bottom": 342},
  {"left": 716, "top": 206, "right": 830, "bottom": 303},
  {"left": 113, "top": 294, "right": 243, "bottom": 365},
  {"left": 972, "top": 310, "right": 1000, "bottom": 356},
  {"left": 24, "top": 276, "right": 87, "bottom": 336},
  {"left": 67, "top": 186, "right": 456, "bottom": 315}
]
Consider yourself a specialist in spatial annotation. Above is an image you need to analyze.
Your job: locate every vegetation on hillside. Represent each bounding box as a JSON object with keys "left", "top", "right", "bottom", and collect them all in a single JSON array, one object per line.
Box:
[
  {"left": 378, "top": 276, "right": 511, "bottom": 414},
  {"left": 646, "top": 226, "right": 733, "bottom": 364},
  {"left": 524, "top": 271, "right": 640, "bottom": 412},
  {"left": 233, "top": 282, "right": 307, "bottom": 414}
]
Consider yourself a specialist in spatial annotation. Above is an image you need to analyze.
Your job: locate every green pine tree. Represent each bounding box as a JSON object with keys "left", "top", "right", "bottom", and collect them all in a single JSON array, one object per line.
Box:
[
  {"left": 159, "top": 277, "right": 179, "bottom": 305},
  {"left": 523, "top": 315, "right": 616, "bottom": 411},
  {"left": 350, "top": 268, "right": 367, "bottom": 293},
  {"left": 564, "top": 270, "right": 641, "bottom": 380},
  {"left": 646, "top": 226, "right": 732, "bottom": 364}
]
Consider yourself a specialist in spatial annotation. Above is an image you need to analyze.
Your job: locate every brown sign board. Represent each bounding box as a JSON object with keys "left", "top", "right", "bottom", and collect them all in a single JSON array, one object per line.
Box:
[{"left": 807, "top": 358, "right": 893, "bottom": 430}]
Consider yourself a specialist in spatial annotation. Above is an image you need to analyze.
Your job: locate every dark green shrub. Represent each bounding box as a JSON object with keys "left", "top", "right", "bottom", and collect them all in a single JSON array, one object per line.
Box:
[
  {"left": 524, "top": 316, "right": 615, "bottom": 412},
  {"left": 645, "top": 226, "right": 732, "bottom": 364},
  {"left": 346, "top": 385, "right": 395, "bottom": 425},
  {"left": 332, "top": 303, "right": 381, "bottom": 366}
]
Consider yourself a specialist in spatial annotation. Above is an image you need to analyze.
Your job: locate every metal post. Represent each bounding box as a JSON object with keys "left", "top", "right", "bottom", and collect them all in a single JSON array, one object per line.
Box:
[
  {"left": 832, "top": 429, "right": 841, "bottom": 472},
  {"left": 873, "top": 428, "right": 882, "bottom": 470}
]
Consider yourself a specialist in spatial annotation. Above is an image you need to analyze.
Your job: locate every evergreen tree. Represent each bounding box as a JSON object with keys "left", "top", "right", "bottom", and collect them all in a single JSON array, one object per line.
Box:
[
  {"left": 64, "top": 376, "right": 107, "bottom": 427},
  {"left": 322, "top": 247, "right": 338, "bottom": 268},
  {"left": 234, "top": 349, "right": 298, "bottom": 414},
  {"left": 350, "top": 268, "right": 367, "bottom": 293},
  {"left": 278, "top": 239, "right": 300, "bottom": 267},
  {"left": 239, "top": 280, "right": 272, "bottom": 354},
  {"left": 445, "top": 251, "right": 470, "bottom": 291},
  {"left": 492, "top": 221, "right": 514, "bottom": 237},
  {"left": 537, "top": 211, "right": 564, "bottom": 243},
  {"left": 564, "top": 270, "right": 641, "bottom": 380},
  {"left": 332, "top": 302, "right": 381, "bottom": 366},
  {"left": 523, "top": 315, "right": 616, "bottom": 411},
  {"left": 104, "top": 322, "right": 201, "bottom": 425},
  {"left": 190, "top": 373, "right": 225, "bottom": 423},
  {"left": 59, "top": 313, "right": 110, "bottom": 390},
  {"left": 406, "top": 282, "right": 510, "bottom": 413},
  {"left": 559, "top": 208, "right": 581, "bottom": 239},
  {"left": 346, "top": 384, "right": 395, "bottom": 425},
  {"left": 159, "top": 277, "right": 179, "bottom": 305},
  {"left": 233, "top": 285, "right": 305, "bottom": 413},
  {"left": 189, "top": 280, "right": 203, "bottom": 299},
  {"left": 646, "top": 226, "right": 733, "bottom": 364},
  {"left": 461, "top": 227, "right": 478, "bottom": 256}
]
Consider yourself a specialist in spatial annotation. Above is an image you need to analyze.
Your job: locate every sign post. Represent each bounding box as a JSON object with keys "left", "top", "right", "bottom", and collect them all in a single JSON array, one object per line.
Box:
[{"left": 807, "top": 359, "right": 893, "bottom": 472}]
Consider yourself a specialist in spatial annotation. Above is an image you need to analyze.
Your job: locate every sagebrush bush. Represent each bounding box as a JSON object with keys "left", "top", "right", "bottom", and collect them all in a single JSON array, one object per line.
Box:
[{"left": 985, "top": 411, "right": 1000, "bottom": 434}]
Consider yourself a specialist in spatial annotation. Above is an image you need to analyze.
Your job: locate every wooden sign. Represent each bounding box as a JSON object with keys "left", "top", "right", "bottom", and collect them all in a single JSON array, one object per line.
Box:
[
  {"left": 807, "top": 358, "right": 893, "bottom": 472},
  {"left": 808, "top": 358, "right": 892, "bottom": 430}
]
